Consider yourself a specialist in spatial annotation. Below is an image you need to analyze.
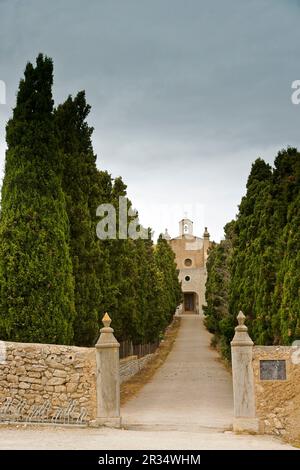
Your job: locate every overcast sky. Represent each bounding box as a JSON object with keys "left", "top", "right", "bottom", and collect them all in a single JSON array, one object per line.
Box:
[{"left": 0, "top": 0, "right": 300, "bottom": 241}]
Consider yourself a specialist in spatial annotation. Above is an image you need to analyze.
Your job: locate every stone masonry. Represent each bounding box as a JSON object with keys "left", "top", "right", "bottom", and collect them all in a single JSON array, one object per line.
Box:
[
  {"left": 253, "top": 345, "right": 300, "bottom": 442},
  {"left": 119, "top": 354, "right": 153, "bottom": 384},
  {"left": 0, "top": 342, "right": 97, "bottom": 422},
  {"left": 0, "top": 340, "right": 153, "bottom": 424}
]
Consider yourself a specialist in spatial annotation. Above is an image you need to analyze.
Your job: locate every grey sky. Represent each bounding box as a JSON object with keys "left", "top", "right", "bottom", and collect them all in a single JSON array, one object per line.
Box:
[{"left": 0, "top": 0, "right": 300, "bottom": 241}]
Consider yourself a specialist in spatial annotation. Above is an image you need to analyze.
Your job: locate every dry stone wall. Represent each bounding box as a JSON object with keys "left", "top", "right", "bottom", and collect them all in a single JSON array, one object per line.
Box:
[
  {"left": 119, "top": 354, "right": 153, "bottom": 384},
  {"left": 253, "top": 346, "right": 300, "bottom": 442},
  {"left": 0, "top": 342, "right": 97, "bottom": 423},
  {"left": 0, "top": 341, "right": 153, "bottom": 424}
]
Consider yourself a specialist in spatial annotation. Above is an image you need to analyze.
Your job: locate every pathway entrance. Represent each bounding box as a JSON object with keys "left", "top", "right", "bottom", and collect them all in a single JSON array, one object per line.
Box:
[{"left": 122, "top": 315, "right": 233, "bottom": 430}]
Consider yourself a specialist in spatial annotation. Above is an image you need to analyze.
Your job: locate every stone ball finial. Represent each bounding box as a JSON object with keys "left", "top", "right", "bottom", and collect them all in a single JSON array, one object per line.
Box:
[
  {"left": 237, "top": 311, "right": 246, "bottom": 326},
  {"left": 102, "top": 312, "right": 112, "bottom": 328}
]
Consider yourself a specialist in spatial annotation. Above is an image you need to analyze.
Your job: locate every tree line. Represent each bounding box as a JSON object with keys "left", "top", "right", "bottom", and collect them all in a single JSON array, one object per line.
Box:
[
  {"left": 204, "top": 148, "right": 300, "bottom": 358},
  {"left": 0, "top": 54, "right": 182, "bottom": 346}
]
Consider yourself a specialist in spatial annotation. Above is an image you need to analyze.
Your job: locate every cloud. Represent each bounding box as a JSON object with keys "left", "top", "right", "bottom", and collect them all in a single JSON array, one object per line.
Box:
[{"left": 0, "top": 0, "right": 300, "bottom": 240}]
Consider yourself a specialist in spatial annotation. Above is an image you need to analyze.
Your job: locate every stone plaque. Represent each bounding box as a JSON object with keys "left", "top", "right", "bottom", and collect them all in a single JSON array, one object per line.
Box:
[{"left": 260, "top": 360, "right": 286, "bottom": 380}]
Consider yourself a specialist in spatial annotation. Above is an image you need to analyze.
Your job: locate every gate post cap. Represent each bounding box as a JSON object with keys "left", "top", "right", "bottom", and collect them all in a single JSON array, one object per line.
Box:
[
  {"left": 231, "top": 311, "right": 254, "bottom": 346},
  {"left": 95, "top": 312, "right": 120, "bottom": 349},
  {"left": 237, "top": 311, "right": 246, "bottom": 326},
  {"left": 102, "top": 312, "right": 112, "bottom": 328}
]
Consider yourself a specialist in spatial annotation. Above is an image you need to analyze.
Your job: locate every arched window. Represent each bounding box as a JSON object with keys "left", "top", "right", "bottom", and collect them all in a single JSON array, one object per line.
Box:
[{"left": 184, "top": 258, "right": 192, "bottom": 267}]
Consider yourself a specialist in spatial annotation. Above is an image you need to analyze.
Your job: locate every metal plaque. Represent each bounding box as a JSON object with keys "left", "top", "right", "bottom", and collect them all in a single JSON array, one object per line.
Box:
[{"left": 259, "top": 360, "right": 286, "bottom": 380}]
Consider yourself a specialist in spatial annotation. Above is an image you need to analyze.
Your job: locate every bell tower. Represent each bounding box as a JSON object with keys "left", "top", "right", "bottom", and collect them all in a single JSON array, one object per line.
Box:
[{"left": 179, "top": 218, "right": 193, "bottom": 237}]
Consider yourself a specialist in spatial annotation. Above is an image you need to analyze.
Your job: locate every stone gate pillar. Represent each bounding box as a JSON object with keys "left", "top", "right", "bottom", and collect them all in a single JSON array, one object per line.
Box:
[
  {"left": 231, "top": 311, "right": 259, "bottom": 433},
  {"left": 95, "top": 313, "right": 121, "bottom": 428}
]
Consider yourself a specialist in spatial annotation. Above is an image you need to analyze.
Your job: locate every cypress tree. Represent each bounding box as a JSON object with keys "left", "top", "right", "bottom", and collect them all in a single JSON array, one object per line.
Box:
[
  {"left": 0, "top": 54, "right": 75, "bottom": 344},
  {"left": 89, "top": 168, "right": 116, "bottom": 327},
  {"left": 54, "top": 92, "right": 107, "bottom": 345},
  {"left": 205, "top": 148, "right": 300, "bottom": 357},
  {"left": 105, "top": 178, "right": 140, "bottom": 342},
  {"left": 133, "top": 232, "right": 168, "bottom": 344},
  {"left": 274, "top": 196, "right": 300, "bottom": 343},
  {"left": 272, "top": 148, "right": 300, "bottom": 343},
  {"left": 229, "top": 158, "right": 274, "bottom": 343},
  {"left": 204, "top": 221, "right": 235, "bottom": 358}
]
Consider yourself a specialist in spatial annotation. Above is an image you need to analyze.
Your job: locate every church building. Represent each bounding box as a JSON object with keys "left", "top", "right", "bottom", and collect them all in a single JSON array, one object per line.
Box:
[{"left": 167, "top": 218, "right": 210, "bottom": 314}]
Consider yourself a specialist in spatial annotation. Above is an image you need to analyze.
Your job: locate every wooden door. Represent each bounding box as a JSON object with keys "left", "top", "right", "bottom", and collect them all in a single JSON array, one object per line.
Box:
[{"left": 184, "top": 293, "right": 194, "bottom": 312}]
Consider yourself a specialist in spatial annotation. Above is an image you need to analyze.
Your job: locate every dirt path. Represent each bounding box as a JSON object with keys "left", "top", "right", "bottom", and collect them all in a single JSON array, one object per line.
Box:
[{"left": 122, "top": 314, "right": 233, "bottom": 430}]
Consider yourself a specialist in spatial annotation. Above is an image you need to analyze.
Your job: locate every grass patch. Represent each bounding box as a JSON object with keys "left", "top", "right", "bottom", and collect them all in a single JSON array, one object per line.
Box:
[{"left": 120, "top": 317, "right": 181, "bottom": 406}]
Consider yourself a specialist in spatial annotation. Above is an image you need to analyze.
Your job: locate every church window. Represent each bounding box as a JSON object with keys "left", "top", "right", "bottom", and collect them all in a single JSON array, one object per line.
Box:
[{"left": 184, "top": 258, "right": 192, "bottom": 266}]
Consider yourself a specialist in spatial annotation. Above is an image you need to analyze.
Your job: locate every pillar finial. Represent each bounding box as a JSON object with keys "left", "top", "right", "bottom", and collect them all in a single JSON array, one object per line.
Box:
[
  {"left": 203, "top": 226, "right": 210, "bottom": 238},
  {"left": 237, "top": 311, "right": 246, "bottom": 326},
  {"left": 231, "top": 310, "right": 253, "bottom": 346},
  {"left": 102, "top": 312, "right": 112, "bottom": 328}
]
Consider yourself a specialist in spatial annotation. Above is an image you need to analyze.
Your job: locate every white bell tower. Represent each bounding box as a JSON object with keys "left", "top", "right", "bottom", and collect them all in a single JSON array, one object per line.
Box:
[{"left": 179, "top": 218, "right": 193, "bottom": 237}]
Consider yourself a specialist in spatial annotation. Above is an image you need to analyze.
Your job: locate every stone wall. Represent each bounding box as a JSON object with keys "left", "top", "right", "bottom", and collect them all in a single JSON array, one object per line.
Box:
[
  {"left": 119, "top": 354, "right": 153, "bottom": 384},
  {"left": 0, "top": 342, "right": 97, "bottom": 423},
  {"left": 0, "top": 341, "right": 154, "bottom": 424},
  {"left": 253, "top": 346, "right": 300, "bottom": 441}
]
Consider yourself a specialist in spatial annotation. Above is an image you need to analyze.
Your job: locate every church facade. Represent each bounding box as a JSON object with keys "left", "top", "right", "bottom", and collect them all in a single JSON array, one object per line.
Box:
[{"left": 167, "top": 218, "right": 210, "bottom": 315}]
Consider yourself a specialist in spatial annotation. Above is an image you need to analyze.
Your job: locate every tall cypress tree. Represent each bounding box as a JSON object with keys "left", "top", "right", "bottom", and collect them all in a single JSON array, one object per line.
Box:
[
  {"left": 204, "top": 221, "right": 235, "bottom": 358},
  {"left": 0, "top": 54, "right": 75, "bottom": 344},
  {"left": 54, "top": 92, "right": 108, "bottom": 346},
  {"left": 205, "top": 148, "right": 300, "bottom": 357},
  {"left": 105, "top": 177, "right": 140, "bottom": 341},
  {"left": 229, "top": 158, "right": 273, "bottom": 343},
  {"left": 89, "top": 168, "right": 117, "bottom": 321},
  {"left": 272, "top": 148, "right": 300, "bottom": 343},
  {"left": 133, "top": 231, "right": 168, "bottom": 344},
  {"left": 274, "top": 195, "right": 300, "bottom": 343}
]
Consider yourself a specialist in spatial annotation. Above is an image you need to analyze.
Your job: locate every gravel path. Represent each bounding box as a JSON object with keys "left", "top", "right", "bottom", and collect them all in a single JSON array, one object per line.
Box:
[{"left": 123, "top": 314, "right": 233, "bottom": 430}]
